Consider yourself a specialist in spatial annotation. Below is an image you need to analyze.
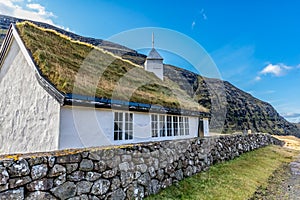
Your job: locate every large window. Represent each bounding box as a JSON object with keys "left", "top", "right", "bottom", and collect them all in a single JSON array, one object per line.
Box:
[
  {"left": 151, "top": 114, "right": 189, "bottom": 137},
  {"left": 114, "top": 112, "right": 133, "bottom": 141}
]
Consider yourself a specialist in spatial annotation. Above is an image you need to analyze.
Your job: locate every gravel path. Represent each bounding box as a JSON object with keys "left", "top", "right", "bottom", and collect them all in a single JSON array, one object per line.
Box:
[
  {"left": 251, "top": 154, "right": 300, "bottom": 200},
  {"left": 284, "top": 155, "right": 300, "bottom": 199}
]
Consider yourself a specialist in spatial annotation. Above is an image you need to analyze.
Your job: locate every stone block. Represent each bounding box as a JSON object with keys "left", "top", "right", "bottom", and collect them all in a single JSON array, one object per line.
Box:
[
  {"left": 91, "top": 179, "right": 110, "bottom": 196},
  {"left": 50, "top": 181, "right": 76, "bottom": 200},
  {"left": 31, "top": 164, "right": 48, "bottom": 180},
  {"left": 49, "top": 164, "right": 66, "bottom": 177},
  {"left": 79, "top": 159, "right": 93, "bottom": 171},
  {"left": 0, "top": 187, "right": 24, "bottom": 200},
  {"left": 7, "top": 159, "right": 30, "bottom": 177},
  {"left": 26, "top": 178, "right": 53, "bottom": 191}
]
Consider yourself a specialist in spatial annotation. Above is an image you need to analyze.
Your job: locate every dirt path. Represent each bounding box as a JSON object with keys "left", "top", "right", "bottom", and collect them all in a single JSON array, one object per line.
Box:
[
  {"left": 286, "top": 156, "right": 300, "bottom": 199},
  {"left": 251, "top": 136, "right": 300, "bottom": 200},
  {"left": 268, "top": 136, "right": 300, "bottom": 200}
]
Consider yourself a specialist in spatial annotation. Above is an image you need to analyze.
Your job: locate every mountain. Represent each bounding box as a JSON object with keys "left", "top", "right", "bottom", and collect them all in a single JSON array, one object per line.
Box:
[
  {"left": 1, "top": 14, "right": 299, "bottom": 137},
  {"left": 164, "top": 65, "right": 299, "bottom": 136}
]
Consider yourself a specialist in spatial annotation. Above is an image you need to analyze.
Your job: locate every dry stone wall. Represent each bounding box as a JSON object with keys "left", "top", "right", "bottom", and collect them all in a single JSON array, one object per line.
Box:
[{"left": 0, "top": 133, "right": 283, "bottom": 199}]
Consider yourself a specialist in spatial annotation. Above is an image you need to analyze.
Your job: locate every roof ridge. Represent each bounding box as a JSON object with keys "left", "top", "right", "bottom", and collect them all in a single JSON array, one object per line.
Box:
[{"left": 16, "top": 21, "right": 143, "bottom": 69}]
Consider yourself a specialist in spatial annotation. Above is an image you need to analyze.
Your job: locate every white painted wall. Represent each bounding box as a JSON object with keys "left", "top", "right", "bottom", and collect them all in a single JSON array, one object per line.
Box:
[
  {"left": 144, "top": 59, "right": 164, "bottom": 80},
  {"left": 59, "top": 106, "right": 199, "bottom": 149},
  {"left": 0, "top": 38, "right": 60, "bottom": 154},
  {"left": 59, "top": 107, "right": 113, "bottom": 149}
]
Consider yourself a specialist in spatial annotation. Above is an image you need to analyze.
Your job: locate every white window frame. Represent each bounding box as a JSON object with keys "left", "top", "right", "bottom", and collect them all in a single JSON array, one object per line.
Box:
[
  {"left": 114, "top": 112, "right": 133, "bottom": 141},
  {"left": 151, "top": 114, "right": 189, "bottom": 137}
]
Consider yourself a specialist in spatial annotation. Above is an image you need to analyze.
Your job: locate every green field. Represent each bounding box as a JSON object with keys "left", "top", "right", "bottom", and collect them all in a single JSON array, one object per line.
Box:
[{"left": 147, "top": 145, "right": 298, "bottom": 200}]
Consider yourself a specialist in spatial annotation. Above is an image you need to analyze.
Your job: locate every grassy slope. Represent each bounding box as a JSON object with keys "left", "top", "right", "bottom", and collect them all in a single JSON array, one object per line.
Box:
[
  {"left": 147, "top": 145, "right": 299, "bottom": 200},
  {"left": 16, "top": 22, "right": 206, "bottom": 112}
]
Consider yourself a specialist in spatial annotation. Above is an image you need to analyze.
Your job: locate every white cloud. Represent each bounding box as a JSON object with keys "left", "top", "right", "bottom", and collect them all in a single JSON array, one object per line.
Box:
[
  {"left": 26, "top": 3, "right": 54, "bottom": 17},
  {"left": 254, "top": 76, "right": 261, "bottom": 81},
  {"left": 0, "top": 0, "right": 55, "bottom": 25},
  {"left": 191, "top": 21, "right": 196, "bottom": 29},
  {"left": 282, "top": 112, "right": 300, "bottom": 118},
  {"left": 259, "top": 63, "right": 292, "bottom": 77},
  {"left": 200, "top": 9, "right": 207, "bottom": 20}
]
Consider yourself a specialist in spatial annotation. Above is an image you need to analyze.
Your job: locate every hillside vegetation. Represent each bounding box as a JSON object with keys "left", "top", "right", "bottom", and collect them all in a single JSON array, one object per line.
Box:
[{"left": 164, "top": 65, "right": 300, "bottom": 136}]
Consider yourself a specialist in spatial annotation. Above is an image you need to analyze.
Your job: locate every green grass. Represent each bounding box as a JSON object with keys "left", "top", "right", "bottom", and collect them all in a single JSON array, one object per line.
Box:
[
  {"left": 147, "top": 145, "right": 299, "bottom": 200},
  {"left": 16, "top": 22, "right": 207, "bottom": 112}
]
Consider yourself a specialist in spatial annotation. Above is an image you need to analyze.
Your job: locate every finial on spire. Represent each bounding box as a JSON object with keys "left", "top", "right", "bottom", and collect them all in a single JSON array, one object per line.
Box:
[{"left": 152, "top": 32, "right": 154, "bottom": 48}]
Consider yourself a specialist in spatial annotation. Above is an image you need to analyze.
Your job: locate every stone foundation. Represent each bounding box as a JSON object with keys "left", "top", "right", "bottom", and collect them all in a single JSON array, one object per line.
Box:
[{"left": 0, "top": 133, "right": 283, "bottom": 199}]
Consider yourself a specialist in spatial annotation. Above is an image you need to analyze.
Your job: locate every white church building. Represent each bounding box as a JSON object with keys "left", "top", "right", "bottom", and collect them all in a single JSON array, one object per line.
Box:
[{"left": 0, "top": 23, "right": 210, "bottom": 154}]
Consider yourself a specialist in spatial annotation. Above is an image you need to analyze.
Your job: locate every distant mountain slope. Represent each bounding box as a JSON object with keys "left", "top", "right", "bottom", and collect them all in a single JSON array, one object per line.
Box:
[
  {"left": 1, "top": 14, "right": 299, "bottom": 136},
  {"left": 164, "top": 64, "right": 299, "bottom": 136}
]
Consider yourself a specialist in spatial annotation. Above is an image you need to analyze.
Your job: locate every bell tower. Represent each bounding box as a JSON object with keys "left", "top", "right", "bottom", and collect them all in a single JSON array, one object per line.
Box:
[{"left": 144, "top": 33, "right": 164, "bottom": 80}]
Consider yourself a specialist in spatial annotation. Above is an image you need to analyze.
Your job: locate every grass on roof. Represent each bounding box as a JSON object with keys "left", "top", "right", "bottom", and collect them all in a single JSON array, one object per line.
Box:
[{"left": 16, "top": 22, "right": 207, "bottom": 112}]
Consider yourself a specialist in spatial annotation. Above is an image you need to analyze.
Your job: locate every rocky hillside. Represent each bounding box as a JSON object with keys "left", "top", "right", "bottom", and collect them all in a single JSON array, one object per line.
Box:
[
  {"left": 164, "top": 65, "right": 299, "bottom": 136},
  {"left": 1, "top": 15, "right": 299, "bottom": 137}
]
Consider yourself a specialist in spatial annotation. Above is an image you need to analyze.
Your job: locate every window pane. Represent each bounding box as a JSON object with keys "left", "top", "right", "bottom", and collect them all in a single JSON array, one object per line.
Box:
[
  {"left": 179, "top": 116, "right": 184, "bottom": 135},
  {"left": 151, "top": 114, "right": 158, "bottom": 137},
  {"left": 125, "top": 113, "right": 133, "bottom": 140},
  {"left": 167, "top": 116, "right": 172, "bottom": 136},
  {"left": 184, "top": 117, "right": 189, "bottom": 135},
  {"left": 114, "top": 112, "right": 123, "bottom": 140},
  {"left": 159, "top": 115, "right": 165, "bottom": 137},
  {"left": 173, "top": 116, "right": 178, "bottom": 136},
  {"left": 114, "top": 112, "right": 133, "bottom": 141},
  {"left": 130, "top": 113, "right": 133, "bottom": 121},
  {"left": 114, "top": 122, "right": 119, "bottom": 140}
]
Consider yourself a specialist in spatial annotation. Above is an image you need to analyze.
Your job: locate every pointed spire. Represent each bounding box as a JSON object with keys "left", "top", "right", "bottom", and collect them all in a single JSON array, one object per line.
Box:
[{"left": 152, "top": 32, "right": 154, "bottom": 49}]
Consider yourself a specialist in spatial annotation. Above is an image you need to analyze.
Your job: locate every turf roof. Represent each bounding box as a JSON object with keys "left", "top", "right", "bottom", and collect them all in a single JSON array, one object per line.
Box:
[{"left": 15, "top": 21, "right": 208, "bottom": 113}]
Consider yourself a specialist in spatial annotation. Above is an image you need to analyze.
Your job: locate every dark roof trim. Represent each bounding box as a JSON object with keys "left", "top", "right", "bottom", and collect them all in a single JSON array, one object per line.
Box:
[
  {"left": 64, "top": 94, "right": 210, "bottom": 118},
  {"left": 0, "top": 24, "right": 13, "bottom": 67},
  {"left": 35, "top": 73, "right": 65, "bottom": 105}
]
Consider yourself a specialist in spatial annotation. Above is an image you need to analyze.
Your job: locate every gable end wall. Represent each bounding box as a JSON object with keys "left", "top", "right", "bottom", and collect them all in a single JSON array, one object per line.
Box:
[{"left": 0, "top": 37, "right": 60, "bottom": 154}]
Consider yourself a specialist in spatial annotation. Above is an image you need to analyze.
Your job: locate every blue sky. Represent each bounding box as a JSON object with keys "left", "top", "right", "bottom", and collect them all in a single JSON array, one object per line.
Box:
[{"left": 1, "top": 0, "right": 300, "bottom": 122}]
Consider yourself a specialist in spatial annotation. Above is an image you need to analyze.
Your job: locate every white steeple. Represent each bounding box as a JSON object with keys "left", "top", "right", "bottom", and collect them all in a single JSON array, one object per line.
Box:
[
  {"left": 152, "top": 32, "right": 154, "bottom": 48},
  {"left": 144, "top": 33, "right": 164, "bottom": 80}
]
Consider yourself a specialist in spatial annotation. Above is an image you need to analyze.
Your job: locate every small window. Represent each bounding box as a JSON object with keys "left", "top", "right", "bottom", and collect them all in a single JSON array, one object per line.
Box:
[
  {"left": 125, "top": 113, "right": 133, "bottom": 140},
  {"left": 179, "top": 116, "right": 184, "bottom": 135},
  {"left": 151, "top": 114, "right": 158, "bottom": 137},
  {"left": 114, "top": 112, "right": 123, "bottom": 140},
  {"left": 173, "top": 116, "right": 178, "bottom": 136},
  {"left": 167, "top": 116, "right": 172, "bottom": 136},
  {"left": 184, "top": 117, "right": 189, "bottom": 135},
  {"left": 114, "top": 112, "right": 133, "bottom": 140},
  {"left": 159, "top": 115, "right": 166, "bottom": 137}
]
